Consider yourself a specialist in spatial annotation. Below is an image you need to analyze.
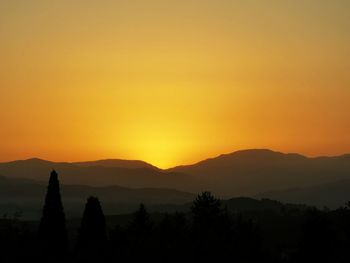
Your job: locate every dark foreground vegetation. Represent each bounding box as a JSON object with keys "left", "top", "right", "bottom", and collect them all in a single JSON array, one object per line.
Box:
[{"left": 1, "top": 171, "right": 350, "bottom": 263}]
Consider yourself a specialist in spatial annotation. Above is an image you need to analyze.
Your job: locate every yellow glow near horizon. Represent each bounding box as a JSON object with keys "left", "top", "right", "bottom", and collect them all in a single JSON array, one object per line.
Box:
[{"left": 1, "top": 0, "right": 350, "bottom": 168}]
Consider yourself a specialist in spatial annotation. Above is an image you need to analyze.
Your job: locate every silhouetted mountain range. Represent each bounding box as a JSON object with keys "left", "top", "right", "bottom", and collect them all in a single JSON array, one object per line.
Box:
[
  {"left": 0, "top": 157, "right": 194, "bottom": 190},
  {"left": 256, "top": 179, "right": 350, "bottom": 208},
  {"left": 0, "top": 174, "right": 310, "bottom": 219},
  {"left": 1, "top": 149, "right": 350, "bottom": 208},
  {"left": 167, "top": 149, "right": 350, "bottom": 195},
  {"left": 74, "top": 159, "right": 160, "bottom": 170}
]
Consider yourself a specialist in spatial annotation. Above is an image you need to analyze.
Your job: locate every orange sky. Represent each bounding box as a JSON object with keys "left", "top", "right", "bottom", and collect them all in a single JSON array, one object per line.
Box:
[{"left": 1, "top": 0, "right": 350, "bottom": 168}]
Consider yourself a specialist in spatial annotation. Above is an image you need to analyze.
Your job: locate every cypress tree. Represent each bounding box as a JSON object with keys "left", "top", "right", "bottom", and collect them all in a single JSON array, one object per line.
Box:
[
  {"left": 39, "top": 170, "right": 68, "bottom": 260},
  {"left": 76, "top": 196, "right": 107, "bottom": 262}
]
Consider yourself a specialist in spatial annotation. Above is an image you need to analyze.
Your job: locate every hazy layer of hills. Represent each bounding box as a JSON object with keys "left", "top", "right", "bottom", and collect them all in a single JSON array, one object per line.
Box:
[
  {"left": 0, "top": 175, "right": 194, "bottom": 219},
  {"left": 256, "top": 179, "right": 350, "bottom": 208},
  {"left": 0, "top": 149, "right": 350, "bottom": 212},
  {"left": 0, "top": 175, "right": 308, "bottom": 219}
]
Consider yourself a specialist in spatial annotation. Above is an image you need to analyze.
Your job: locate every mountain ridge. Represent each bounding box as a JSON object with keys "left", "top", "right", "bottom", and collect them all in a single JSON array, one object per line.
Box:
[
  {"left": 3, "top": 149, "right": 349, "bottom": 171},
  {"left": 166, "top": 149, "right": 308, "bottom": 171},
  {"left": 0, "top": 149, "right": 350, "bottom": 197}
]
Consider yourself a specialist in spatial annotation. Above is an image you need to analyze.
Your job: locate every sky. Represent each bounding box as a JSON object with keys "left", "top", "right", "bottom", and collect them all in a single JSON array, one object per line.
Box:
[{"left": 1, "top": 0, "right": 350, "bottom": 168}]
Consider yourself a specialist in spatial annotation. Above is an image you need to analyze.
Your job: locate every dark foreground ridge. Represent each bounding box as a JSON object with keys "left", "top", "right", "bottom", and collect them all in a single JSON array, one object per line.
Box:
[{"left": 1, "top": 170, "right": 350, "bottom": 263}]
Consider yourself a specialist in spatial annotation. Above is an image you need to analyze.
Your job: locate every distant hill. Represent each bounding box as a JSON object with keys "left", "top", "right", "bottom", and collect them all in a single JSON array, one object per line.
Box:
[
  {"left": 0, "top": 158, "right": 196, "bottom": 191},
  {"left": 0, "top": 175, "right": 195, "bottom": 219},
  {"left": 256, "top": 179, "right": 350, "bottom": 209},
  {"left": 1, "top": 149, "right": 350, "bottom": 199},
  {"left": 0, "top": 174, "right": 311, "bottom": 220},
  {"left": 223, "top": 197, "right": 308, "bottom": 212},
  {"left": 73, "top": 159, "right": 160, "bottom": 170},
  {"left": 167, "top": 149, "right": 350, "bottom": 196}
]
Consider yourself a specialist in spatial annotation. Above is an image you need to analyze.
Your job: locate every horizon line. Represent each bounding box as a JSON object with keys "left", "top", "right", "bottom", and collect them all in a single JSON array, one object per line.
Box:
[{"left": 1, "top": 148, "right": 349, "bottom": 170}]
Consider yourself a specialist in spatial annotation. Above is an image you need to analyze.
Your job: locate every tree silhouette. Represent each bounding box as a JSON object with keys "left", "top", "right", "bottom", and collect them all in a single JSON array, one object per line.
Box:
[
  {"left": 128, "top": 203, "right": 153, "bottom": 261},
  {"left": 76, "top": 196, "right": 107, "bottom": 262},
  {"left": 38, "top": 170, "right": 68, "bottom": 261},
  {"left": 109, "top": 225, "right": 128, "bottom": 262},
  {"left": 129, "top": 203, "right": 152, "bottom": 234},
  {"left": 297, "top": 209, "right": 336, "bottom": 263},
  {"left": 233, "top": 214, "right": 263, "bottom": 262},
  {"left": 191, "top": 191, "right": 223, "bottom": 226},
  {"left": 190, "top": 192, "right": 231, "bottom": 262},
  {"left": 155, "top": 212, "right": 190, "bottom": 263}
]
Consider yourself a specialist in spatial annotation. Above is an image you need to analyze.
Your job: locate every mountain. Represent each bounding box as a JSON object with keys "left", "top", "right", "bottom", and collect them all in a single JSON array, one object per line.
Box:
[
  {"left": 167, "top": 149, "right": 350, "bottom": 196},
  {"left": 0, "top": 158, "right": 197, "bottom": 191},
  {"left": 0, "top": 149, "right": 350, "bottom": 198},
  {"left": 256, "top": 179, "right": 350, "bottom": 209},
  {"left": 73, "top": 159, "right": 160, "bottom": 170}
]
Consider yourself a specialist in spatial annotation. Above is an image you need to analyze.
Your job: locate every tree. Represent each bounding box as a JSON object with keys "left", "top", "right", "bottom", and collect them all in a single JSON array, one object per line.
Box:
[
  {"left": 191, "top": 191, "right": 223, "bottom": 227},
  {"left": 38, "top": 170, "right": 68, "bottom": 261},
  {"left": 155, "top": 212, "right": 190, "bottom": 263},
  {"left": 109, "top": 225, "right": 128, "bottom": 262},
  {"left": 190, "top": 192, "right": 231, "bottom": 262},
  {"left": 128, "top": 203, "right": 153, "bottom": 261},
  {"left": 76, "top": 196, "right": 107, "bottom": 262},
  {"left": 233, "top": 214, "right": 263, "bottom": 262},
  {"left": 297, "top": 209, "right": 336, "bottom": 263},
  {"left": 129, "top": 203, "right": 152, "bottom": 234}
]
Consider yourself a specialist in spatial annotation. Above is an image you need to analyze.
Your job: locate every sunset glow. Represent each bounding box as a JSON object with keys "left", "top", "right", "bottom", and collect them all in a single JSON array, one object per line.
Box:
[{"left": 1, "top": 0, "right": 350, "bottom": 168}]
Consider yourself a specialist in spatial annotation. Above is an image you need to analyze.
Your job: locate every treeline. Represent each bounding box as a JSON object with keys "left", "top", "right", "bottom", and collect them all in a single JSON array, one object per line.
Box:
[{"left": 1, "top": 170, "right": 350, "bottom": 262}]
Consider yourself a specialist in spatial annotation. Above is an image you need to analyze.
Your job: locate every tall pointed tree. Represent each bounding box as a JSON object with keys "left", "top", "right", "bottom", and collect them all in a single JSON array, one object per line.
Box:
[
  {"left": 39, "top": 170, "right": 68, "bottom": 260},
  {"left": 75, "top": 196, "right": 107, "bottom": 262}
]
